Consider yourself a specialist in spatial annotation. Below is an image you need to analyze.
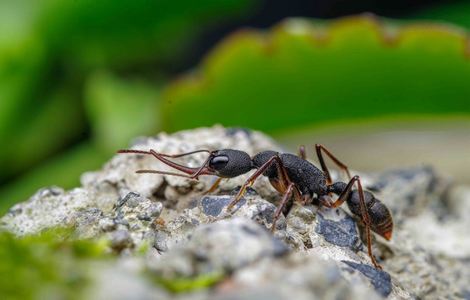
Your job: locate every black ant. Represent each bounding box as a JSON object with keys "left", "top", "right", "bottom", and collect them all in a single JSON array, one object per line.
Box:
[{"left": 118, "top": 144, "right": 393, "bottom": 269}]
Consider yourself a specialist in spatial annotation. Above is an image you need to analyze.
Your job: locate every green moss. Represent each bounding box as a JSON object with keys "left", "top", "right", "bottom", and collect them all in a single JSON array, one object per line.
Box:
[
  {"left": 136, "top": 240, "right": 151, "bottom": 256},
  {"left": 154, "top": 272, "right": 225, "bottom": 293},
  {"left": 0, "top": 228, "right": 109, "bottom": 300}
]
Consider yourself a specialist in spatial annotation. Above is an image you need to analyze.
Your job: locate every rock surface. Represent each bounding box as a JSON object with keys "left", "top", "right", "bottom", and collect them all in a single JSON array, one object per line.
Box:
[{"left": 2, "top": 125, "right": 470, "bottom": 299}]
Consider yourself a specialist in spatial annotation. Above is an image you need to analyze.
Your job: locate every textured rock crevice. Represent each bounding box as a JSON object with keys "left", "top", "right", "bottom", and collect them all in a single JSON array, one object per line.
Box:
[{"left": 2, "top": 125, "right": 469, "bottom": 299}]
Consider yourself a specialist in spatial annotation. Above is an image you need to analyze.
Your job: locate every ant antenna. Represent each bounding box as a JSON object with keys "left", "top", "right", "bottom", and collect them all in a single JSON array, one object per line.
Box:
[
  {"left": 117, "top": 149, "right": 212, "bottom": 158},
  {"left": 117, "top": 149, "right": 216, "bottom": 178}
]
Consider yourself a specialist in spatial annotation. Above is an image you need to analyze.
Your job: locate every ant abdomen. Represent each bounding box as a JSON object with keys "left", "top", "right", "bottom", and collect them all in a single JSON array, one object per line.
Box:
[{"left": 347, "top": 191, "right": 393, "bottom": 241}]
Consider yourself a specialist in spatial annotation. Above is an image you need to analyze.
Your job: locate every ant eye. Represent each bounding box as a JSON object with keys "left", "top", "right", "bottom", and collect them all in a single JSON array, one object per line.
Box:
[{"left": 209, "top": 155, "right": 229, "bottom": 170}]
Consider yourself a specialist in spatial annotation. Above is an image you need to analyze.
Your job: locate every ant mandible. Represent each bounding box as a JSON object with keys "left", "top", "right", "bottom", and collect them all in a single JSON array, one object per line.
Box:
[{"left": 118, "top": 144, "right": 393, "bottom": 269}]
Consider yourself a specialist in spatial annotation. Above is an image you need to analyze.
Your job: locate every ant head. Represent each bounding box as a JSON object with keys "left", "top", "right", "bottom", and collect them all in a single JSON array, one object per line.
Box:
[
  {"left": 208, "top": 149, "right": 254, "bottom": 178},
  {"left": 117, "top": 148, "right": 253, "bottom": 179}
]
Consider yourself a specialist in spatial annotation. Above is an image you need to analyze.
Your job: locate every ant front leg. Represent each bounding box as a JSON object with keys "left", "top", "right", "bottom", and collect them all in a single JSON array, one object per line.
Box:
[
  {"left": 203, "top": 177, "right": 223, "bottom": 195},
  {"left": 270, "top": 182, "right": 295, "bottom": 232},
  {"left": 315, "top": 144, "right": 352, "bottom": 184},
  {"left": 322, "top": 175, "right": 382, "bottom": 269},
  {"left": 269, "top": 159, "right": 303, "bottom": 230},
  {"left": 226, "top": 154, "right": 298, "bottom": 232}
]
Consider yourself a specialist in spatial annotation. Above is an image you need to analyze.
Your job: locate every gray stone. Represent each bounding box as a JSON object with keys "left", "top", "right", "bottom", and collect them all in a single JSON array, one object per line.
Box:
[
  {"left": 99, "top": 217, "right": 116, "bottom": 232},
  {"left": 190, "top": 193, "right": 287, "bottom": 231},
  {"left": 110, "top": 230, "right": 133, "bottom": 252},
  {"left": 342, "top": 260, "right": 392, "bottom": 297},
  {"left": 1, "top": 187, "right": 94, "bottom": 235},
  {"left": 74, "top": 207, "right": 104, "bottom": 238},
  {"left": 154, "top": 230, "right": 170, "bottom": 252},
  {"left": 88, "top": 258, "right": 169, "bottom": 300},
  {"left": 188, "top": 218, "right": 289, "bottom": 270},
  {"left": 150, "top": 218, "right": 288, "bottom": 276},
  {"left": 366, "top": 166, "right": 448, "bottom": 220},
  {"left": 1, "top": 125, "right": 468, "bottom": 300},
  {"left": 117, "top": 192, "right": 141, "bottom": 208},
  {"left": 230, "top": 252, "right": 383, "bottom": 300}
]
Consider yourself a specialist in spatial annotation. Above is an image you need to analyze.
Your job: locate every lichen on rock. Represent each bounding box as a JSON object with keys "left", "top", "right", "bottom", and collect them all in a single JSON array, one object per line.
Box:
[{"left": 1, "top": 125, "right": 469, "bottom": 299}]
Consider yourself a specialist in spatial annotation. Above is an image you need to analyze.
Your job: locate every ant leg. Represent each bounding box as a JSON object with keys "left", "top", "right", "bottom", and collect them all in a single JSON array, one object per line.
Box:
[
  {"left": 203, "top": 177, "right": 223, "bottom": 195},
  {"left": 298, "top": 145, "right": 306, "bottom": 159},
  {"left": 227, "top": 155, "right": 287, "bottom": 211},
  {"left": 323, "top": 175, "right": 381, "bottom": 269},
  {"left": 271, "top": 182, "right": 295, "bottom": 232},
  {"left": 271, "top": 162, "right": 302, "bottom": 218},
  {"left": 321, "top": 176, "right": 357, "bottom": 208},
  {"left": 355, "top": 178, "right": 382, "bottom": 269},
  {"left": 315, "top": 144, "right": 352, "bottom": 184}
]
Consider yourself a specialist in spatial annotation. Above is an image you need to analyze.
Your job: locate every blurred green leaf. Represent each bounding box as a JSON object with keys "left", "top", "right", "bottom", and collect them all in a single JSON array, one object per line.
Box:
[
  {"left": 0, "top": 1, "right": 46, "bottom": 143},
  {"left": 0, "top": 142, "right": 108, "bottom": 214},
  {"left": 0, "top": 38, "right": 47, "bottom": 142},
  {"left": 0, "top": 0, "right": 256, "bottom": 197},
  {"left": 0, "top": 0, "right": 40, "bottom": 47},
  {"left": 84, "top": 71, "right": 161, "bottom": 152},
  {"left": 1, "top": 85, "right": 86, "bottom": 181},
  {"left": 411, "top": 0, "right": 470, "bottom": 28},
  {"left": 162, "top": 16, "right": 470, "bottom": 133},
  {"left": 37, "top": 0, "right": 255, "bottom": 69}
]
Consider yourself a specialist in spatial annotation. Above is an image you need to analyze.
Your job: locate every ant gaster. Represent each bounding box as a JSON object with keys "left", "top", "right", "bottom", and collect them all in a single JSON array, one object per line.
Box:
[{"left": 118, "top": 144, "right": 393, "bottom": 269}]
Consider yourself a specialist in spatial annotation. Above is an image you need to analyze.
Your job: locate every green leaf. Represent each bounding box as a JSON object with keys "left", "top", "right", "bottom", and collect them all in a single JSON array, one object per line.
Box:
[
  {"left": 37, "top": 0, "right": 255, "bottom": 69},
  {"left": 0, "top": 0, "right": 255, "bottom": 185},
  {"left": 161, "top": 16, "right": 470, "bottom": 133},
  {"left": 0, "top": 86, "right": 86, "bottom": 181},
  {"left": 0, "top": 1, "right": 47, "bottom": 143},
  {"left": 0, "top": 38, "right": 47, "bottom": 142},
  {"left": 0, "top": 142, "right": 108, "bottom": 214},
  {"left": 411, "top": 1, "right": 470, "bottom": 29},
  {"left": 84, "top": 71, "right": 161, "bottom": 152}
]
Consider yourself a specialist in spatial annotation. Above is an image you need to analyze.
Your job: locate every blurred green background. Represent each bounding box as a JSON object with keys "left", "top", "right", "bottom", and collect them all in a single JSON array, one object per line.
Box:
[{"left": 1, "top": 0, "right": 470, "bottom": 213}]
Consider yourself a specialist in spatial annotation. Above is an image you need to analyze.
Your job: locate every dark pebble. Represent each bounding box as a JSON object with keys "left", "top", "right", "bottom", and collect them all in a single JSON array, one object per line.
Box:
[
  {"left": 315, "top": 212, "right": 362, "bottom": 251},
  {"left": 230, "top": 186, "right": 258, "bottom": 196},
  {"left": 110, "top": 230, "right": 133, "bottom": 252},
  {"left": 271, "top": 237, "right": 290, "bottom": 257},
  {"left": 117, "top": 192, "right": 140, "bottom": 208},
  {"left": 342, "top": 260, "right": 392, "bottom": 297},
  {"left": 200, "top": 196, "right": 246, "bottom": 217}
]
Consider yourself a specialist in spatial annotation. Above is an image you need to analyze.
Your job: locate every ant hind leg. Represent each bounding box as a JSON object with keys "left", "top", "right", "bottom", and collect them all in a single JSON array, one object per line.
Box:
[
  {"left": 323, "top": 175, "right": 382, "bottom": 269},
  {"left": 270, "top": 182, "right": 295, "bottom": 232},
  {"left": 315, "top": 144, "right": 352, "bottom": 184}
]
